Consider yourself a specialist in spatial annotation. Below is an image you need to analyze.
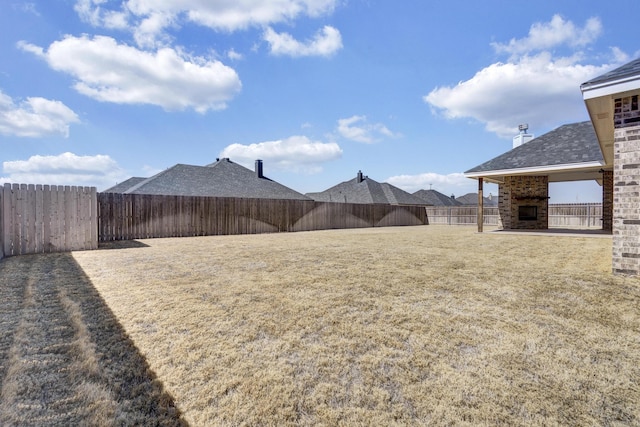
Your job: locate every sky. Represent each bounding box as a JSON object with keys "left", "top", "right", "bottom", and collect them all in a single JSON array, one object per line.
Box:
[{"left": 1, "top": 1, "right": 639, "bottom": 202}]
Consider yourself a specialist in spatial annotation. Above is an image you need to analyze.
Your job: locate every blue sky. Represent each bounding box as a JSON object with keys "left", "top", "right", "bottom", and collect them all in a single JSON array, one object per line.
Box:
[{"left": 1, "top": 1, "right": 639, "bottom": 202}]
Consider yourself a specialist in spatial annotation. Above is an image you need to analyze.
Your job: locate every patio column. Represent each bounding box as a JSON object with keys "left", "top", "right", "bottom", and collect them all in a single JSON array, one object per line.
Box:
[{"left": 477, "top": 178, "right": 483, "bottom": 233}]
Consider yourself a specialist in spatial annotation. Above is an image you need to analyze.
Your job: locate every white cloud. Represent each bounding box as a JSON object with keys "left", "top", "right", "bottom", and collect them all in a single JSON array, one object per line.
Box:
[
  {"left": 74, "top": 0, "right": 338, "bottom": 47},
  {"left": 227, "top": 48, "right": 244, "bottom": 60},
  {"left": 142, "top": 164, "right": 163, "bottom": 177},
  {"left": 74, "top": 0, "right": 130, "bottom": 30},
  {"left": 20, "top": 35, "right": 242, "bottom": 113},
  {"left": 0, "top": 152, "right": 128, "bottom": 190},
  {"left": 337, "top": 115, "right": 399, "bottom": 143},
  {"left": 264, "top": 25, "right": 342, "bottom": 57},
  {"left": 219, "top": 135, "right": 342, "bottom": 173},
  {"left": 15, "top": 2, "right": 40, "bottom": 16},
  {"left": 424, "top": 15, "right": 623, "bottom": 139},
  {"left": 491, "top": 15, "right": 602, "bottom": 58},
  {"left": 386, "top": 172, "right": 496, "bottom": 198},
  {"left": 0, "top": 90, "right": 79, "bottom": 138}
]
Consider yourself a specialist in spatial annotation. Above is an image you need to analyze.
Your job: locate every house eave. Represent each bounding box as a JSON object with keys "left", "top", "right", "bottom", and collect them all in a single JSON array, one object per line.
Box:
[
  {"left": 581, "top": 75, "right": 640, "bottom": 100},
  {"left": 582, "top": 80, "right": 640, "bottom": 167},
  {"left": 464, "top": 161, "right": 607, "bottom": 184}
]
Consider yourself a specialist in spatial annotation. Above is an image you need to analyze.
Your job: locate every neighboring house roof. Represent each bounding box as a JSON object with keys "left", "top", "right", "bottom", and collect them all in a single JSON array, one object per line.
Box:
[
  {"left": 455, "top": 193, "right": 498, "bottom": 207},
  {"left": 465, "top": 121, "right": 606, "bottom": 183},
  {"left": 103, "top": 177, "right": 147, "bottom": 193},
  {"left": 306, "top": 171, "right": 426, "bottom": 205},
  {"left": 108, "top": 158, "right": 310, "bottom": 200},
  {"left": 413, "top": 189, "right": 461, "bottom": 206}
]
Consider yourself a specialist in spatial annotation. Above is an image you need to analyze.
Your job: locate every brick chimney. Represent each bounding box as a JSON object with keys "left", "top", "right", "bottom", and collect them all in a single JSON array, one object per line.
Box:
[{"left": 255, "top": 159, "right": 264, "bottom": 178}]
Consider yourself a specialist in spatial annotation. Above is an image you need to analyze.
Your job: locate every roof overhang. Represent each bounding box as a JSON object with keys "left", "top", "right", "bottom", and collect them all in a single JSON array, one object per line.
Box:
[
  {"left": 464, "top": 161, "right": 608, "bottom": 185},
  {"left": 581, "top": 74, "right": 640, "bottom": 167}
]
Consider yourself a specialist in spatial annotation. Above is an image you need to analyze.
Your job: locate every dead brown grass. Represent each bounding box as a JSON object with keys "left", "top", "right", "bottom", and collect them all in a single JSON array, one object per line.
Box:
[{"left": 66, "top": 225, "right": 640, "bottom": 426}]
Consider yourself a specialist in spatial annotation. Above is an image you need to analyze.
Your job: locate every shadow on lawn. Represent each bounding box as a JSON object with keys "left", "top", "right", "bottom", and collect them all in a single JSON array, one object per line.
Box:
[{"left": 0, "top": 253, "right": 187, "bottom": 426}]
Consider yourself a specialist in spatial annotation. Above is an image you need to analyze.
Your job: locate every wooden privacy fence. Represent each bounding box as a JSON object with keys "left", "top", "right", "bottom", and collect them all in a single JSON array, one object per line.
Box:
[
  {"left": 0, "top": 184, "right": 607, "bottom": 260},
  {"left": 98, "top": 193, "right": 428, "bottom": 241},
  {"left": 1, "top": 184, "right": 98, "bottom": 258},
  {"left": 426, "top": 203, "right": 604, "bottom": 228},
  {"left": 548, "top": 203, "right": 603, "bottom": 227},
  {"left": 425, "top": 207, "right": 500, "bottom": 226}
]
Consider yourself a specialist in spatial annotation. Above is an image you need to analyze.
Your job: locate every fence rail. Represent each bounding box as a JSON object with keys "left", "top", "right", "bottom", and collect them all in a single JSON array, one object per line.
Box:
[
  {"left": 1, "top": 184, "right": 98, "bottom": 257},
  {"left": 98, "top": 193, "right": 427, "bottom": 241}
]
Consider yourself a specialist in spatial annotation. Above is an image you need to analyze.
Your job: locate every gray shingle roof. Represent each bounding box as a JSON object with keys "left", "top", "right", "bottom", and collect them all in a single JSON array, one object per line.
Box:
[
  {"left": 465, "top": 121, "right": 603, "bottom": 174},
  {"left": 103, "top": 177, "right": 147, "bottom": 193},
  {"left": 111, "top": 158, "right": 310, "bottom": 200},
  {"left": 412, "top": 189, "right": 461, "bottom": 206},
  {"left": 581, "top": 57, "right": 640, "bottom": 89},
  {"left": 306, "top": 172, "right": 426, "bottom": 205}
]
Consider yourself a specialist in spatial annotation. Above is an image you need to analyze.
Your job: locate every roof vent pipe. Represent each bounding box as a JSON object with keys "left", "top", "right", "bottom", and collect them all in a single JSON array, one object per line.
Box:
[
  {"left": 255, "top": 159, "right": 264, "bottom": 178},
  {"left": 357, "top": 170, "right": 364, "bottom": 183}
]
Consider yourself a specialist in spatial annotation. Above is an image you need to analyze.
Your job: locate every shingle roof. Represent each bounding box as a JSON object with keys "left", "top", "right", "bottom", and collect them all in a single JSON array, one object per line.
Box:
[
  {"left": 306, "top": 172, "right": 426, "bottom": 205},
  {"left": 465, "top": 121, "right": 603, "bottom": 174},
  {"left": 412, "top": 189, "right": 461, "bottom": 206},
  {"left": 103, "top": 177, "right": 147, "bottom": 193},
  {"left": 111, "top": 158, "right": 310, "bottom": 200},
  {"left": 581, "top": 57, "right": 640, "bottom": 88}
]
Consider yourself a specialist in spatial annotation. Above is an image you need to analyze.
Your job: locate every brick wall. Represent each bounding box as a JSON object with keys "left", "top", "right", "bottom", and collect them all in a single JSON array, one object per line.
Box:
[
  {"left": 612, "top": 124, "right": 640, "bottom": 275},
  {"left": 498, "top": 176, "right": 549, "bottom": 230}
]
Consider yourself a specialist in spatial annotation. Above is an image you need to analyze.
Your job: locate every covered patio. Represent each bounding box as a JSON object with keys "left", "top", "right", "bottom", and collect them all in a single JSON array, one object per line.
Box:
[
  {"left": 465, "top": 121, "right": 612, "bottom": 233},
  {"left": 466, "top": 57, "right": 640, "bottom": 275}
]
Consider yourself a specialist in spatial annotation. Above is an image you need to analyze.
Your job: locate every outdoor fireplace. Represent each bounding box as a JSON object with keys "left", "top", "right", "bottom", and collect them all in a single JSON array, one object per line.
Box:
[{"left": 518, "top": 205, "right": 537, "bottom": 221}]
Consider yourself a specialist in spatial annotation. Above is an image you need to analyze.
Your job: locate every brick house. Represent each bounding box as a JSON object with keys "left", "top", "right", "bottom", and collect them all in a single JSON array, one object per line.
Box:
[
  {"left": 581, "top": 57, "right": 640, "bottom": 275},
  {"left": 465, "top": 57, "right": 640, "bottom": 275}
]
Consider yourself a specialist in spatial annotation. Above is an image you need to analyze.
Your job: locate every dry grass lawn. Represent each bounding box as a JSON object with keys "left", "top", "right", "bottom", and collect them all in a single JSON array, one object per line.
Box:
[{"left": 2, "top": 225, "right": 640, "bottom": 425}]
